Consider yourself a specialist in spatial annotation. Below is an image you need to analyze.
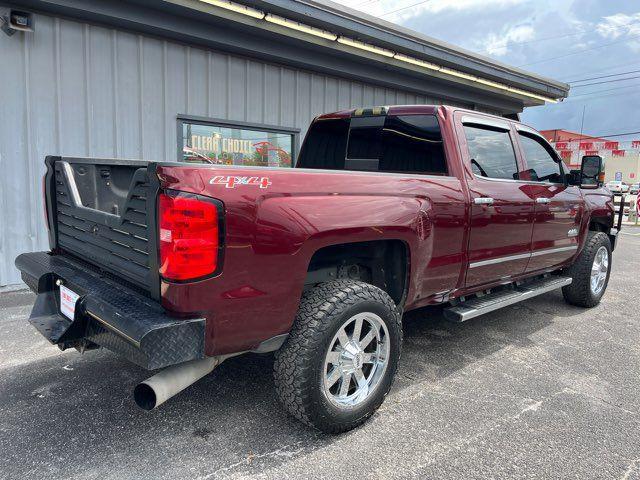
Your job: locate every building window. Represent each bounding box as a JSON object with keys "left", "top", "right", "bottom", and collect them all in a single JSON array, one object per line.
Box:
[{"left": 178, "top": 116, "right": 298, "bottom": 167}]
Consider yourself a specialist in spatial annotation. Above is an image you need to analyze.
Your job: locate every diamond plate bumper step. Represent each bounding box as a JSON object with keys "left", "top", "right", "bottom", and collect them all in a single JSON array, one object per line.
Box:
[
  {"left": 15, "top": 252, "right": 205, "bottom": 370},
  {"left": 443, "top": 275, "right": 572, "bottom": 322}
]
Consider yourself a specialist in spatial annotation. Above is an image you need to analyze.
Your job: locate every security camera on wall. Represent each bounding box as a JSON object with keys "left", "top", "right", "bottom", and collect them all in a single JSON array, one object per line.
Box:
[{"left": 1, "top": 9, "right": 35, "bottom": 36}]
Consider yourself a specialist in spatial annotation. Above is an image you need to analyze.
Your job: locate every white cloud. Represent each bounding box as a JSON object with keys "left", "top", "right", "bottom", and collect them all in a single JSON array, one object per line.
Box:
[
  {"left": 595, "top": 12, "right": 640, "bottom": 39},
  {"left": 394, "top": 0, "right": 526, "bottom": 16},
  {"left": 482, "top": 24, "right": 535, "bottom": 56},
  {"left": 339, "top": 0, "right": 529, "bottom": 23}
]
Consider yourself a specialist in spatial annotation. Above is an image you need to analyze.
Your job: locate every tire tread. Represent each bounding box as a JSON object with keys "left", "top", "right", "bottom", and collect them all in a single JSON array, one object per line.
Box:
[
  {"left": 562, "top": 231, "right": 611, "bottom": 307},
  {"left": 273, "top": 280, "right": 402, "bottom": 433}
]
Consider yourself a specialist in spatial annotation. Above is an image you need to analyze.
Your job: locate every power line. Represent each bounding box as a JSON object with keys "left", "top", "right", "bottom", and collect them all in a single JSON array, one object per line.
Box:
[
  {"left": 568, "top": 83, "right": 640, "bottom": 98},
  {"left": 561, "top": 89, "right": 640, "bottom": 104},
  {"left": 567, "top": 69, "right": 640, "bottom": 83},
  {"left": 567, "top": 85, "right": 638, "bottom": 100},
  {"left": 587, "top": 130, "right": 640, "bottom": 139},
  {"left": 352, "top": 0, "right": 379, "bottom": 8},
  {"left": 484, "top": 20, "right": 638, "bottom": 52},
  {"left": 571, "top": 74, "right": 640, "bottom": 88},
  {"left": 380, "top": 0, "right": 433, "bottom": 17},
  {"left": 518, "top": 34, "right": 640, "bottom": 67},
  {"left": 558, "top": 59, "right": 640, "bottom": 81}
]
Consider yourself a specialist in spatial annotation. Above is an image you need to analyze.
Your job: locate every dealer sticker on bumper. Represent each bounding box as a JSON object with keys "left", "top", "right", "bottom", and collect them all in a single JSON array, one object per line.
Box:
[{"left": 59, "top": 284, "right": 80, "bottom": 321}]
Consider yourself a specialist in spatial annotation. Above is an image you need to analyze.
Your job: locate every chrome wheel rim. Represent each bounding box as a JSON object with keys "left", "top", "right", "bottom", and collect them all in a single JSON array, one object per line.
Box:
[
  {"left": 590, "top": 246, "right": 609, "bottom": 296},
  {"left": 322, "top": 312, "right": 390, "bottom": 408}
]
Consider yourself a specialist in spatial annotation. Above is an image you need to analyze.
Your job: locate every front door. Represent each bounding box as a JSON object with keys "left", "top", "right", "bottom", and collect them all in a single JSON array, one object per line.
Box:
[
  {"left": 457, "top": 115, "right": 535, "bottom": 288},
  {"left": 515, "top": 129, "right": 584, "bottom": 272}
]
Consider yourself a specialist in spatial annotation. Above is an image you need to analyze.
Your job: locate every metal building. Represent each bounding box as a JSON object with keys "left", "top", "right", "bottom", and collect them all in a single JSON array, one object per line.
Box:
[{"left": 0, "top": 0, "right": 569, "bottom": 287}]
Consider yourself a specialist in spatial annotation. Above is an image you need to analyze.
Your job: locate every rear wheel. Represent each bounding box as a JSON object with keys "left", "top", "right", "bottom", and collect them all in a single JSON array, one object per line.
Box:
[
  {"left": 273, "top": 280, "right": 402, "bottom": 433},
  {"left": 562, "top": 231, "right": 612, "bottom": 307}
]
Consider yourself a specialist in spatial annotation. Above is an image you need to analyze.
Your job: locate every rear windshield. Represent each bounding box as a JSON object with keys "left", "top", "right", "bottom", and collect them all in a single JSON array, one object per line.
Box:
[{"left": 297, "top": 114, "right": 448, "bottom": 175}]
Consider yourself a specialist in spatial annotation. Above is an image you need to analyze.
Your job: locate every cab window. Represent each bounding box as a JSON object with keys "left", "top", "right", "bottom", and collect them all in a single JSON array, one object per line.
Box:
[
  {"left": 463, "top": 125, "right": 519, "bottom": 180},
  {"left": 518, "top": 133, "right": 564, "bottom": 183},
  {"left": 297, "top": 114, "right": 448, "bottom": 175}
]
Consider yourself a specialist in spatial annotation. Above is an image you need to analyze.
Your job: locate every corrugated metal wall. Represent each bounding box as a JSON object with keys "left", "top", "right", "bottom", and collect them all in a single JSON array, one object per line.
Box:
[{"left": 0, "top": 13, "right": 461, "bottom": 286}]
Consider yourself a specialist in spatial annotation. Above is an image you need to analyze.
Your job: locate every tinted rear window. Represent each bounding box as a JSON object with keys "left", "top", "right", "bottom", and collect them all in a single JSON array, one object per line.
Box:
[
  {"left": 463, "top": 125, "right": 519, "bottom": 180},
  {"left": 297, "top": 114, "right": 447, "bottom": 175}
]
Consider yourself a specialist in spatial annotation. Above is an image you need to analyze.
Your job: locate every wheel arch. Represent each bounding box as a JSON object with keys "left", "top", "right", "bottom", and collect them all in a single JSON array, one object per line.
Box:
[{"left": 304, "top": 239, "right": 410, "bottom": 308}]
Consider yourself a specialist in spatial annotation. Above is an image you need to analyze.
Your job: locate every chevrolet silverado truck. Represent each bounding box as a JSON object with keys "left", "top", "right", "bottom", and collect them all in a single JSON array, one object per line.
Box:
[{"left": 15, "top": 105, "right": 621, "bottom": 433}]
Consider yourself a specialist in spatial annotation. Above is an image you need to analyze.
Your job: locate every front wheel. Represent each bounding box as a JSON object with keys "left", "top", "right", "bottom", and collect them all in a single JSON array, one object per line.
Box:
[
  {"left": 562, "top": 231, "right": 612, "bottom": 307},
  {"left": 273, "top": 280, "right": 402, "bottom": 433}
]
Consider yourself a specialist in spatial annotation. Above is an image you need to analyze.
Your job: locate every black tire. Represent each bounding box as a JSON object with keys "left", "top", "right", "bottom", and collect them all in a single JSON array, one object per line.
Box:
[
  {"left": 273, "top": 280, "right": 402, "bottom": 433},
  {"left": 562, "top": 231, "right": 612, "bottom": 308}
]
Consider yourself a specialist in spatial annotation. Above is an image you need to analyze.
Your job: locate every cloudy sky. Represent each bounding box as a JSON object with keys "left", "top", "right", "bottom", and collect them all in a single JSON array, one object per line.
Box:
[{"left": 334, "top": 0, "right": 640, "bottom": 144}]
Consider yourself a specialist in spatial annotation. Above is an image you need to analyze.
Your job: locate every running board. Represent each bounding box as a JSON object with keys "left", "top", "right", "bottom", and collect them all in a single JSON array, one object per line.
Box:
[{"left": 443, "top": 276, "right": 572, "bottom": 322}]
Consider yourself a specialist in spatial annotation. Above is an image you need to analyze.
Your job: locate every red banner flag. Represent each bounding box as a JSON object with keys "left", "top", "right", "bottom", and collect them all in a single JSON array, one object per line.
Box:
[
  {"left": 604, "top": 141, "right": 619, "bottom": 150},
  {"left": 612, "top": 149, "right": 625, "bottom": 157},
  {"left": 632, "top": 140, "right": 640, "bottom": 149},
  {"left": 579, "top": 142, "right": 593, "bottom": 150}
]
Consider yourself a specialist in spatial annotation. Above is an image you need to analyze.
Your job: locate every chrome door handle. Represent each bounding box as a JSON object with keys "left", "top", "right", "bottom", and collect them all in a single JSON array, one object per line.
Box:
[
  {"left": 474, "top": 197, "right": 494, "bottom": 205},
  {"left": 536, "top": 198, "right": 551, "bottom": 204}
]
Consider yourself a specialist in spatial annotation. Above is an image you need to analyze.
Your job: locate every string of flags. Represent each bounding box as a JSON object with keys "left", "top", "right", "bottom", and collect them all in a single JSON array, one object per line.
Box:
[{"left": 550, "top": 139, "right": 640, "bottom": 165}]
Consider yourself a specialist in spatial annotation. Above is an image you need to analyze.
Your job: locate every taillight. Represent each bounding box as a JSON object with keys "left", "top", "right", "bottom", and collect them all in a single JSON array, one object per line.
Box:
[{"left": 158, "top": 190, "right": 222, "bottom": 282}]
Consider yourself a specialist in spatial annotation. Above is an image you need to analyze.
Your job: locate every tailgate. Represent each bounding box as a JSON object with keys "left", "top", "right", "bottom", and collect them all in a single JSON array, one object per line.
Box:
[{"left": 45, "top": 156, "right": 160, "bottom": 299}]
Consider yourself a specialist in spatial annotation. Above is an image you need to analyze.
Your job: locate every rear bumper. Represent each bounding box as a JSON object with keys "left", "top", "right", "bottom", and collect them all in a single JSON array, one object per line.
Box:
[{"left": 15, "top": 252, "right": 205, "bottom": 370}]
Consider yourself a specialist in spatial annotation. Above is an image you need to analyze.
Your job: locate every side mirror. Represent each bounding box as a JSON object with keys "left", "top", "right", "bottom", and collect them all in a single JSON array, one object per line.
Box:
[{"left": 579, "top": 155, "right": 603, "bottom": 188}]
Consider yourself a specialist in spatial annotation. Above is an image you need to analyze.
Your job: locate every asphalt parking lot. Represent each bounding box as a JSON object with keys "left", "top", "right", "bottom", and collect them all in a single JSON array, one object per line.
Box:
[{"left": 1, "top": 228, "right": 639, "bottom": 480}]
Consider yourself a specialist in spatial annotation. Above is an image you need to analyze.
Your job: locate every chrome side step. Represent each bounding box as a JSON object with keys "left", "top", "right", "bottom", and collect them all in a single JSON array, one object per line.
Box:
[{"left": 443, "top": 276, "right": 572, "bottom": 322}]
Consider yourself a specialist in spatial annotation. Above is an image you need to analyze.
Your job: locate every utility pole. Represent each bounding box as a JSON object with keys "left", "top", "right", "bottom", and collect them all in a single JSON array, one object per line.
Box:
[{"left": 579, "top": 105, "right": 586, "bottom": 137}]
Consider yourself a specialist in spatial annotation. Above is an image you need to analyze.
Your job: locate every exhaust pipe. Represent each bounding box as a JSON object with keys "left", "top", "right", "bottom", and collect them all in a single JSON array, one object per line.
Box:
[{"left": 134, "top": 355, "right": 234, "bottom": 410}]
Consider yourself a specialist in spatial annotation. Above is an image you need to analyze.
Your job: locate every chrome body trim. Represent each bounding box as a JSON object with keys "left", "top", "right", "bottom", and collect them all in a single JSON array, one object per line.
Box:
[
  {"left": 473, "top": 197, "right": 494, "bottom": 205},
  {"left": 469, "top": 245, "right": 578, "bottom": 269},
  {"left": 529, "top": 245, "right": 578, "bottom": 257},
  {"left": 469, "top": 252, "right": 531, "bottom": 268}
]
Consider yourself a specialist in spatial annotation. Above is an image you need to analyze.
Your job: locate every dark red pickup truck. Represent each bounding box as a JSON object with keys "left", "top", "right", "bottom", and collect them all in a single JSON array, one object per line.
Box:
[{"left": 16, "top": 105, "right": 620, "bottom": 433}]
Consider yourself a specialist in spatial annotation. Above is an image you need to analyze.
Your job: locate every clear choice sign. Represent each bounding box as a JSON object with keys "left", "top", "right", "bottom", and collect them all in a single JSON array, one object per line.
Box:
[{"left": 190, "top": 133, "right": 253, "bottom": 155}]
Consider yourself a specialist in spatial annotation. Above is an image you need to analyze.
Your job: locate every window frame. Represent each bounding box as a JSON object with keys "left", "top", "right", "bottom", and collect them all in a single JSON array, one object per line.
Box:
[
  {"left": 515, "top": 126, "right": 567, "bottom": 185},
  {"left": 176, "top": 114, "right": 300, "bottom": 166},
  {"left": 461, "top": 120, "right": 522, "bottom": 183}
]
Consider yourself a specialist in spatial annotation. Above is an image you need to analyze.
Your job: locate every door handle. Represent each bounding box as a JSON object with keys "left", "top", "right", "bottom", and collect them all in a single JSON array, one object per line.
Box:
[
  {"left": 474, "top": 197, "right": 494, "bottom": 205},
  {"left": 536, "top": 198, "right": 551, "bottom": 204}
]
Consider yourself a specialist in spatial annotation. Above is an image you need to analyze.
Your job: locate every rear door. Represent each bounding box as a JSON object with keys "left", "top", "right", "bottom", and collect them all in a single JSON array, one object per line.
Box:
[
  {"left": 455, "top": 114, "right": 535, "bottom": 288},
  {"left": 514, "top": 128, "right": 584, "bottom": 272}
]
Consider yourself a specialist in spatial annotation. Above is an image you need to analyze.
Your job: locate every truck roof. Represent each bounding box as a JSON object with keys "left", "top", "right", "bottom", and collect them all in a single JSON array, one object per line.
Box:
[
  {"left": 316, "top": 105, "right": 441, "bottom": 120},
  {"left": 314, "top": 104, "right": 545, "bottom": 140}
]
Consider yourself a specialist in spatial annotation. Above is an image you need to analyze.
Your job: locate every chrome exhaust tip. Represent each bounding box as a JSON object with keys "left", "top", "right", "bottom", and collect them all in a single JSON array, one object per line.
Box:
[
  {"left": 133, "top": 355, "right": 234, "bottom": 410},
  {"left": 133, "top": 382, "right": 159, "bottom": 410}
]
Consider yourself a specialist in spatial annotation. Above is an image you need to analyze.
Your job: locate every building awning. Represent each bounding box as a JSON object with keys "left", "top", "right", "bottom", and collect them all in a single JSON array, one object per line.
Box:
[{"left": 12, "top": 0, "right": 569, "bottom": 112}]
